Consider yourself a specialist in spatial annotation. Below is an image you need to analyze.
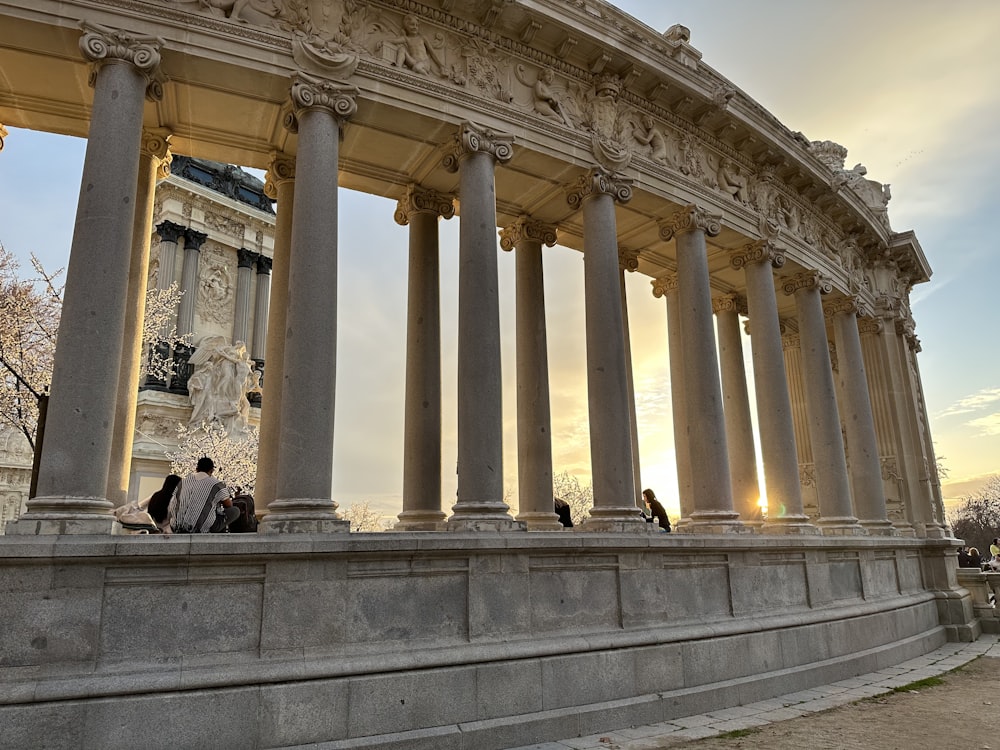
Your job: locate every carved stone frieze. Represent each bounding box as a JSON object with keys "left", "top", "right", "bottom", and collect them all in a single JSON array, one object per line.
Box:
[
  {"left": 499, "top": 216, "right": 557, "bottom": 251},
  {"left": 204, "top": 210, "right": 246, "bottom": 240},
  {"left": 197, "top": 247, "right": 233, "bottom": 324},
  {"left": 393, "top": 184, "right": 455, "bottom": 225}
]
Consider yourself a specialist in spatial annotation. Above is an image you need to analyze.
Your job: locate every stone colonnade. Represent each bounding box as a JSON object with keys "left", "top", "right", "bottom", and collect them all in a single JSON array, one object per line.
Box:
[{"left": 4, "top": 23, "right": 944, "bottom": 539}]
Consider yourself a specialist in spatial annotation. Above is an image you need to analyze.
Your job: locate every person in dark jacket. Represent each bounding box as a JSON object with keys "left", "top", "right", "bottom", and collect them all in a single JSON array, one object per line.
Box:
[
  {"left": 642, "top": 488, "right": 671, "bottom": 532},
  {"left": 554, "top": 496, "right": 573, "bottom": 528}
]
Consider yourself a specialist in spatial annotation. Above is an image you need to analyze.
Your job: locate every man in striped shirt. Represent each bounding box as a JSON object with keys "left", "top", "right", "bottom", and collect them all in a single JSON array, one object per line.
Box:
[{"left": 169, "top": 456, "right": 239, "bottom": 533}]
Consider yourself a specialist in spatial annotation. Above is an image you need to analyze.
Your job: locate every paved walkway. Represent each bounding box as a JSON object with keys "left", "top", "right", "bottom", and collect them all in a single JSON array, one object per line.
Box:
[{"left": 508, "top": 634, "right": 1000, "bottom": 750}]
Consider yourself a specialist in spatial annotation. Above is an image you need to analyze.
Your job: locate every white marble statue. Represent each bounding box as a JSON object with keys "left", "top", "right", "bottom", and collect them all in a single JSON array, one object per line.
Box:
[{"left": 187, "top": 336, "right": 259, "bottom": 438}]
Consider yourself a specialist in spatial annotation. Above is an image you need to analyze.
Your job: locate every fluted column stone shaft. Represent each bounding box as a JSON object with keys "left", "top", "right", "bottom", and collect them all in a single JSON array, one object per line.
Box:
[
  {"left": 713, "top": 294, "right": 761, "bottom": 525},
  {"left": 619, "top": 247, "right": 643, "bottom": 508},
  {"left": 107, "top": 130, "right": 171, "bottom": 507},
  {"left": 251, "top": 256, "right": 271, "bottom": 362},
  {"left": 177, "top": 228, "right": 206, "bottom": 339},
  {"left": 498, "top": 217, "right": 561, "bottom": 530},
  {"left": 261, "top": 73, "right": 357, "bottom": 533},
  {"left": 660, "top": 206, "right": 738, "bottom": 531},
  {"left": 10, "top": 23, "right": 163, "bottom": 534},
  {"left": 155, "top": 220, "right": 183, "bottom": 291},
  {"left": 233, "top": 247, "right": 257, "bottom": 346},
  {"left": 569, "top": 170, "right": 644, "bottom": 531},
  {"left": 443, "top": 122, "right": 520, "bottom": 530},
  {"left": 731, "top": 241, "right": 814, "bottom": 533},
  {"left": 827, "top": 297, "right": 894, "bottom": 534},
  {"left": 652, "top": 275, "right": 693, "bottom": 526},
  {"left": 395, "top": 185, "right": 452, "bottom": 530},
  {"left": 785, "top": 272, "right": 861, "bottom": 534},
  {"left": 253, "top": 153, "right": 294, "bottom": 512}
]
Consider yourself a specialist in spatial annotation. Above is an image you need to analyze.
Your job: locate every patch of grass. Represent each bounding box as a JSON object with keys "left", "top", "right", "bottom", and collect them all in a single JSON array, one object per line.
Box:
[
  {"left": 888, "top": 675, "right": 945, "bottom": 693},
  {"left": 715, "top": 727, "right": 762, "bottom": 739}
]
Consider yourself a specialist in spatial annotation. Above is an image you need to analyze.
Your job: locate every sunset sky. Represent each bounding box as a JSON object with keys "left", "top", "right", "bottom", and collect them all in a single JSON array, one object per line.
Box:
[{"left": 1, "top": 1, "right": 998, "bottom": 520}]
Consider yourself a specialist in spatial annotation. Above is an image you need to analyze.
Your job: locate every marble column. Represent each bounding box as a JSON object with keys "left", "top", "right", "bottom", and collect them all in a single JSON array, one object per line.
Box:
[
  {"left": 652, "top": 274, "right": 693, "bottom": 527},
  {"left": 232, "top": 247, "right": 257, "bottom": 347},
  {"left": 261, "top": 72, "right": 357, "bottom": 533},
  {"left": 107, "top": 129, "right": 171, "bottom": 507},
  {"left": 730, "top": 241, "right": 814, "bottom": 534},
  {"left": 619, "top": 247, "right": 643, "bottom": 508},
  {"left": 251, "top": 256, "right": 271, "bottom": 363},
  {"left": 169, "top": 227, "right": 206, "bottom": 395},
  {"left": 176, "top": 228, "right": 206, "bottom": 338},
  {"left": 659, "top": 206, "right": 738, "bottom": 532},
  {"left": 500, "top": 216, "right": 562, "bottom": 530},
  {"left": 568, "top": 169, "right": 644, "bottom": 531},
  {"left": 8, "top": 23, "right": 163, "bottom": 534},
  {"left": 443, "top": 122, "right": 521, "bottom": 530},
  {"left": 783, "top": 272, "right": 862, "bottom": 535},
  {"left": 901, "top": 328, "right": 948, "bottom": 537},
  {"left": 394, "top": 185, "right": 453, "bottom": 531},
  {"left": 782, "top": 330, "right": 820, "bottom": 521},
  {"left": 253, "top": 153, "right": 294, "bottom": 513},
  {"left": 713, "top": 294, "right": 761, "bottom": 526},
  {"left": 826, "top": 297, "right": 894, "bottom": 535},
  {"left": 154, "top": 220, "right": 183, "bottom": 291},
  {"left": 142, "top": 219, "right": 184, "bottom": 390}
]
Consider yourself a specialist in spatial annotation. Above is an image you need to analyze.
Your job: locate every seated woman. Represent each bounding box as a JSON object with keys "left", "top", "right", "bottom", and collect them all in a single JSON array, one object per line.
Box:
[{"left": 140, "top": 474, "right": 182, "bottom": 534}]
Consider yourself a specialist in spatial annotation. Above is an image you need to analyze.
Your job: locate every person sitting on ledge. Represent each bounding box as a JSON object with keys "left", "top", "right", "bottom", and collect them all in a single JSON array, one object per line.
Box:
[
  {"left": 966, "top": 547, "right": 983, "bottom": 570},
  {"left": 642, "top": 488, "right": 671, "bottom": 532},
  {"left": 169, "top": 457, "right": 239, "bottom": 533},
  {"left": 957, "top": 546, "right": 970, "bottom": 567}
]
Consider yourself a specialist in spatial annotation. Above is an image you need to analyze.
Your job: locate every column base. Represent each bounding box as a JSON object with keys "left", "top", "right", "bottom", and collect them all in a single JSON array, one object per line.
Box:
[
  {"left": 258, "top": 498, "right": 350, "bottom": 534},
  {"left": 681, "top": 509, "right": 745, "bottom": 534},
  {"left": 861, "top": 519, "right": 902, "bottom": 537},
  {"left": 447, "top": 501, "right": 523, "bottom": 531},
  {"left": 394, "top": 510, "right": 447, "bottom": 532},
  {"left": 576, "top": 506, "right": 648, "bottom": 533},
  {"left": 762, "top": 515, "right": 821, "bottom": 535},
  {"left": 816, "top": 516, "right": 867, "bottom": 536},
  {"left": 914, "top": 522, "right": 949, "bottom": 539},
  {"left": 515, "top": 511, "right": 567, "bottom": 531},
  {"left": 893, "top": 522, "right": 917, "bottom": 537},
  {"left": 5, "top": 496, "right": 116, "bottom": 535}
]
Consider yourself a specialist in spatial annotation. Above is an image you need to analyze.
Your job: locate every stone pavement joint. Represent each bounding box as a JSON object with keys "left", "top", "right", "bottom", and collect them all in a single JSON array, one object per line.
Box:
[{"left": 506, "top": 635, "right": 1000, "bottom": 750}]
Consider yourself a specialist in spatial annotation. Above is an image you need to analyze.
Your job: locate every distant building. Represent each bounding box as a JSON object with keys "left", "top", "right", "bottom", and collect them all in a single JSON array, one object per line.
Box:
[{"left": 0, "top": 157, "right": 275, "bottom": 530}]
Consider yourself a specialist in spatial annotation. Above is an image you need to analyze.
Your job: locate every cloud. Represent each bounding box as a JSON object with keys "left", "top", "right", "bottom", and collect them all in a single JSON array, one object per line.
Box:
[
  {"left": 936, "top": 388, "right": 1000, "bottom": 418},
  {"left": 967, "top": 413, "right": 1000, "bottom": 437}
]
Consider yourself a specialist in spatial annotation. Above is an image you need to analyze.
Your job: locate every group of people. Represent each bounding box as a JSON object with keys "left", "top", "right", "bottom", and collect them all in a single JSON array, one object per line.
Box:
[
  {"left": 115, "top": 456, "right": 243, "bottom": 534},
  {"left": 552, "top": 488, "right": 672, "bottom": 531},
  {"left": 957, "top": 539, "right": 1000, "bottom": 571}
]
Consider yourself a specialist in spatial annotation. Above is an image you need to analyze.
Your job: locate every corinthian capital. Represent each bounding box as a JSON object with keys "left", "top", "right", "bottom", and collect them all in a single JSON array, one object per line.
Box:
[
  {"left": 499, "top": 216, "right": 557, "bottom": 251},
  {"left": 858, "top": 317, "right": 884, "bottom": 336},
  {"left": 730, "top": 240, "right": 785, "bottom": 271},
  {"left": 0, "top": 124, "right": 7, "bottom": 153},
  {"left": 443, "top": 121, "right": 515, "bottom": 171},
  {"left": 658, "top": 204, "right": 722, "bottom": 241},
  {"left": 712, "top": 293, "right": 747, "bottom": 316},
  {"left": 565, "top": 168, "right": 633, "bottom": 209},
  {"left": 264, "top": 152, "right": 296, "bottom": 199},
  {"left": 79, "top": 22, "right": 165, "bottom": 100},
  {"left": 651, "top": 273, "right": 678, "bottom": 299},
  {"left": 287, "top": 72, "right": 358, "bottom": 128},
  {"left": 394, "top": 185, "right": 456, "bottom": 226},
  {"left": 781, "top": 270, "right": 832, "bottom": 297},
  {"left": 618, "top": 246, "right": 640, "bottom": 272}
]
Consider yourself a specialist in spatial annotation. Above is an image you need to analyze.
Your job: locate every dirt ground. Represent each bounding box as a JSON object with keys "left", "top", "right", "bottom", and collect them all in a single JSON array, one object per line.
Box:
[{"left": 651, "top": 656, "right": 999, "bottom": 749}]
